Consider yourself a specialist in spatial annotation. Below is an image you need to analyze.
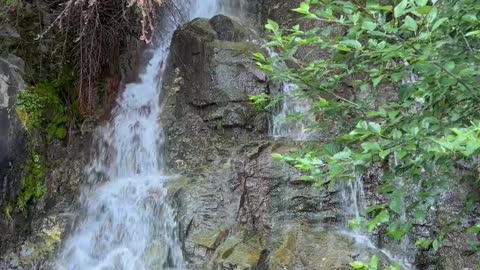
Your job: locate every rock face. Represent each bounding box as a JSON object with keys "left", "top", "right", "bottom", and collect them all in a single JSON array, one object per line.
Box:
[
  {"left": 0, "top": 118, "right": 90, "bottom": 270},
  {"left": 0, "top": 55, "right": 27, "bottom": 213},
  {"left": 0, "top": 33, "right": 91, "bottom": 269},
  {"left": 161, "top": 15, "right": 380, "bottom": 269}
]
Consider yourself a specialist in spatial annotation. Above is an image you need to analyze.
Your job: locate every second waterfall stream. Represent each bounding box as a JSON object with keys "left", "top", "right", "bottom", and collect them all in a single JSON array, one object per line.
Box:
[{"left": 56, "top": 1, "right": 242, "bottom": 269}]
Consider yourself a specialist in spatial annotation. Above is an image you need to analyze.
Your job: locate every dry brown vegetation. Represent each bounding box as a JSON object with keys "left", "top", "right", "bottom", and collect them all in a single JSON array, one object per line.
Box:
[{"left": 45, "top": 0, "right": 164, "bottom": 115}]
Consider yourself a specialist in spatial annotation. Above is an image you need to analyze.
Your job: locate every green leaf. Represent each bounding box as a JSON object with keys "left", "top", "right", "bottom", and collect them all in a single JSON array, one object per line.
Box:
[
  {"left": 387, "top": 221, "right": 411, "bottom": 240},
  {"left": 462, "top": 14, "right": 478, "bottom": 23},
  {"left": 265, "top": 19, "right": 280, "bottom": 32},
  {"left": 416, "top": 6, "right": 432, "bottom": 14},
  {"left": 392, "top": 129, "right": 402, "bottom": 140},
  {"left": 385, "top": 264, "right": 401, "bottom": 270},
  {"left": 372, "top": 75, "right": 384, "bottom": 88},
  {"left": 350, "top": 261, "right": 366, "bottom": 269},
  {"left": 415, "top": 0, "right": 428, "bottom": 7},
  {"left": 370, "top": 256, "right": 379, "bottom": 270},
  {"left": 368, "top": 122, "right": 382, "bottom": 134},
  {"left": 416, "top": 239, "right": 433, "bottom": 249},
  {"left": 466, "top": 30, "right": 480, "bottom": 37},
  {"left": 341, "top": 39, "right": 362, "bottom": 49},
  {"left": 427, "top": 6, "right": 438, "bottom": 23},
  {"left": 444, "top": 61, "right": 455, "bottom": 72},
  {"left": 379, "top": 149, "right": 391, "bottom": 159},
  {"left": 253, "top": 53, "right": 265, "bottom": 61},
  {"left": 362, "top": 21, "right": 377, "bottom": 31},
  {"left": 389, "top": 191, "right": 402, "bottom": 214},
  {"left": 432, "top": 18, "right": 448, "bottom": 31},
  {"left": 394, "top": 0, "right": 408, "bottom": 18},
  {"left": 292, "top": 2, "right": 311, "bottom": 15},
  {"left": 271, "top": 153, "right": 284, "bottom": 161},
  {"left": 367, "top": 209, "right": 390, "bottom": 231},
  {"left": 432, "top": 239, "right": 440, "bottom": 251},
  {"left": 396, "top": 150, "right": 408, "bottom": 159},
  {"left": 332, "top": 149, "right": 352, "bottom": 160},
  {"left": 468, "top": 224, "right": 480, "bottom": 235},
  {"left": 414, "top": 209, "right": 427, "bottom": 222},
  {"left": 361, "top": 142, "right": 381, "bottom": 152},
  {"left": 350, "top": 12, "right": 361, "bottom": 24},
  {"left": 404, "top": 16, "right": 418, "bottom": 32}
]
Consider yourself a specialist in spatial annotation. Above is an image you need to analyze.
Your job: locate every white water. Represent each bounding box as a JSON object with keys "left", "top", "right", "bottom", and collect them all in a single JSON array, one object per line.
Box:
[
  {"left": 56, "top": 1, "right": 241, "bottom": 269},
  {"left": 340, "top": 175, "right": 366, "bottom": 228},
  {"left": 339, "top": 175, "right": 413, "bottom": 269},
  {"left": 271, "top": 83, "right": 314, "bottom": 141}
]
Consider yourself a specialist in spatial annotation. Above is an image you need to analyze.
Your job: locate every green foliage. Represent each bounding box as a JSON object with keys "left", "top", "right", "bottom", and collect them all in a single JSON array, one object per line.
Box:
[
  {"left": 259, "top": 0, "right": 480, "bottom": 258},
  {"left": 16, "top": 152, "right": 45, "bottom": 211},
  {"left": 16, "top": 69, "right": 78, "bottom": 141},
  {"left": 4, "top": 203, "right": 13, "bottom": 222},
  {"left": 350, "top": 256, "right": 400, "bottom": 270},
  {"left": 468, "top": 224, "right": 480, "bottom": 252},
  {"left": 350, "top": 256, "right": 378, "bottom": 270},
  {"left": 249, "top": 93, "right": 272, "bottom": 111}
]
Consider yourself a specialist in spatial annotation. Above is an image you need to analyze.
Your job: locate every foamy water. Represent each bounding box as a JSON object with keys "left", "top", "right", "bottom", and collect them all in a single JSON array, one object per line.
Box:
[{"left": 56, "top": 1, "right": 244, "bottom": 269}]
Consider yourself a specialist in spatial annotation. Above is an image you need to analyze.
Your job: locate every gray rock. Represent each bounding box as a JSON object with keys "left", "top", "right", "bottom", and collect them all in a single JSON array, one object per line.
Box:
[
  {"left": 0, "top": 57, "right": 27, "bottom": 211},
  {"left": 161, "top": 16, "right": 375, "bottom": 269},
  {"left": 0, "top": 24, "right": 20, "bottom": 39}
]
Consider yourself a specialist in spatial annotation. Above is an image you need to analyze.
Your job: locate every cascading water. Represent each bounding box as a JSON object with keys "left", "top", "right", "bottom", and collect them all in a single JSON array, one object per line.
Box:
[
  {"left": 56, "top": 1, "right": 242, "bottom": 269},
  {"left": 271, "top": 83, "right": 313, "bottom": 141},
  {"left": 339, "top": 174, "right": 413, "bottom": 268}
]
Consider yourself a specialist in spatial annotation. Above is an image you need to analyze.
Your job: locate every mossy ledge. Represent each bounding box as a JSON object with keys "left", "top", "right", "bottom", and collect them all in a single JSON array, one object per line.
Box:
[{"left": 6, "top": 69, "right": 80, "bottom": 215}]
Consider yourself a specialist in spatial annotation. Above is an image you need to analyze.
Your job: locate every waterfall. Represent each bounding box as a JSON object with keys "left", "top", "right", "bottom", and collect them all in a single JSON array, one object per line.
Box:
[
  {"left": 55, "top": 1, "right": 242, "bottom": 269},
  {"left": 271, "top": 83, "right": 313, "bottom": 141}
]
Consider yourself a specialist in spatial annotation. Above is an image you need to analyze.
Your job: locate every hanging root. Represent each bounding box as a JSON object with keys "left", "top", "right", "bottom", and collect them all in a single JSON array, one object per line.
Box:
[{"left": 39, "top": 0, "right": 165, "bottom": 115}]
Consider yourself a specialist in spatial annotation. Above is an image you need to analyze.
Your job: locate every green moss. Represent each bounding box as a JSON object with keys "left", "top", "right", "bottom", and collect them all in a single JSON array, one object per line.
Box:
[
  {"left": 270, "top": 231, "right": 297, "bottom": 268},
  {"left": 191, "top": 228, "right": 229, "bottom": 249},
  {"left": 212, "top": 41, "right": 259, "bottom": 55},
  {"left": 4, "top": 203, "right": 13, "bottom": 223},
  {"left": 17, "top": 223, "right": 62, "bottom": 266},
  {"left": 16, "top": 89, "right": 50, "bottom": 130},
  {"left": 218, "top": 242, "right": 262, "bottom": 269},
  {"left": 16, "top": 152, "right": 45, "bottom": 211},
  {"left": 16, "top": 68, "right": 78, "bottom": 141}
]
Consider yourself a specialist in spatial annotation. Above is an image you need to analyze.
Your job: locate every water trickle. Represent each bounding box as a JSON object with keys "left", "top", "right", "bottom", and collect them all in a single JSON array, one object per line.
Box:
[
  {"left": 56, "top": 1, "right": 242, "bottom": 269},
  {"left": 339, "top": 175, "right": 413, "bottom": 268},
  {"left": 340, "top": 175, "right": 366, "bottom": 227},
  {"left": 271, "top": 83, "right": 314, "bottom": 141},
  {"left": 269, "top": 54, "right": 414, "bottom": 270}
]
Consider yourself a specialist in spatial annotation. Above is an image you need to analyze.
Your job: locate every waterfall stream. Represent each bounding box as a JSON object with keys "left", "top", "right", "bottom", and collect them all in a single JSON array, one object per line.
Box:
[
  {"left": 271, "top": 75, "right": 414, "bottom": 269},
  {"left": 55, "top": 1, "right": 242, "bottom": 269},
  {"left": 271, "top": 83, "right": 313, "bottom": 141}
]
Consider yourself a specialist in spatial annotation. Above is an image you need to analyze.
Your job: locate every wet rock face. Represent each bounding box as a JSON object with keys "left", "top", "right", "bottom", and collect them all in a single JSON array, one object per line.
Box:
[
  {"left": 0, "top": 53, "right": 90, "bottom": 270},
  {"left": 0, "top": 56, "right": 27, "bottom": 210},
  {"left": 0, "top": 126, "right": 91, "bottom": 269},
  {"left": 162, "top": 16, "right": 379, "bottom": 269}
]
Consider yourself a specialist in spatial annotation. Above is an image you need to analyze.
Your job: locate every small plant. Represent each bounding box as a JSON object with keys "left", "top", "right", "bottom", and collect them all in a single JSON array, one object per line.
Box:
[
  {"left": 16, "top": 153, "right": 45, "bottom": 212},
  {"left": 4, "top": 203, "right": 13, "bottom": 223},
  {"left": 468, "top": 223, "right": 480, "bottom": 252},
  {"left": 249, "top": 93, "right": 272, "bottom": 111},
  {"left": 350, "top": 256, "right": 400, "bottom": 270},
  {"left": 16, "top": 69, "right": 77, "bottom": 141},
  {"left": 350, "top": 256, "right": 379, "bottom": 270}
]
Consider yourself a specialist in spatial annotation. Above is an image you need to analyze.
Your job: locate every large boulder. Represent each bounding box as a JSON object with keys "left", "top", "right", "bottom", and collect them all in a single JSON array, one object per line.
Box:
[
  {"left": 161, "top": 15, "right": 381, "bottom": 269},
  {"left": 0, "top": 56, "right": 27, "bottom": 212},
  {"left": 0, "top": 54, "right": 91, "bottom": 270}
]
